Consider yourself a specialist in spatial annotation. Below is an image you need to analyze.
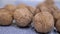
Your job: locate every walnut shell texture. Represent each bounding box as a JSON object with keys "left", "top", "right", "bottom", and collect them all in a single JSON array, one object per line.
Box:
[
  {"left": 33, "top": 12, "right": 54, "bottom": 33},
  {"left": 14, "top": 8, "right": 33, "bottom": 27}
]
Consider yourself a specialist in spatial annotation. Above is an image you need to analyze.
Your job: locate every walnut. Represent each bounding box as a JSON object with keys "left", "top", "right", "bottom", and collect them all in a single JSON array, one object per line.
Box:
[
  {"left": 14, "top": 8, "right": 33, "bottom": 27},
  {"left": 33, "top": 12, "right": 54, "bottom": 33},
  {"left": 0, "top": 10, "right": 12, "bottom": 25},
  {"left": 55, "top": 19, "right": 60, "bottom": 32}
]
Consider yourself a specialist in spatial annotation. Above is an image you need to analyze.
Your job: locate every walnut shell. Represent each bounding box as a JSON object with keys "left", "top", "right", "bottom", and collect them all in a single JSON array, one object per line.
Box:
[
  {"left": 4, "top": 4, "right": 16, "bottom": 11},
  {"left": 55, "top": 19, "right": 60, "bottom": 32},
  {"left": 52, "top": 10, "right": 60, "bottom": 19},
  {"left": 4, "top": 4, "right": 16, "bottom": 15},
  {"left": 34, "top": 8, "right": 40, "bottom": 15},
  {"left": 27, "top": 6, "right": 36, "bottom": 15},
  {"left": 45, "top": 0, "right": 54, "bottom": 6},
  {"left": 33, "top": 12, "right": 54, "bottom": 33},
  {"left": 37, "top": 3, "right": 52, "bottom": 14},
  {"left": 14, "top": 8, "right": 33, "bottom": 27},
  {"left": 17, "top": 4, "right": 27, "bottom": 9},
  {"left": 0, "top": 11, "right": 12, "bottom": 25}
]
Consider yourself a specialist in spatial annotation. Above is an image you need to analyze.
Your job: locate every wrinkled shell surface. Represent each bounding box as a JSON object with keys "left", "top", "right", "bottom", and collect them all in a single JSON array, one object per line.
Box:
[
  {"left": 14, "top": 8, "right": 33, "bottom": 27},
  {"left": 33, "top": 12, "right": 54, "bottom": 33},
  {"left": 27, "top": 6, "right": 36, "bottom": 15},
  {"left": 5, "top": 4, "right": 16, "bottom": 11}
]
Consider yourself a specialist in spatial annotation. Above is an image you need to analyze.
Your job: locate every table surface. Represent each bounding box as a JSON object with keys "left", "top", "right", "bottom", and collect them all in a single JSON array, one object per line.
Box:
[{"left": 0, "top": 25, "right": 59, "bottom": 34}]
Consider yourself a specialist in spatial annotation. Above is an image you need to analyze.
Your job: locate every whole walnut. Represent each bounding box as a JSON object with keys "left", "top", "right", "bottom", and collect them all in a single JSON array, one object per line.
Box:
[
  {"left": 0, "top": 10, "right": 12, "bottom": 25},
  {"left": 14, "top": 8, "right": 33, "bottom": 27},
  {"left": 33, "top": 12, "right": 54, "bottom": 33},
  {"left": 55, "top": 19, "right": 60, "bottom": 32}
]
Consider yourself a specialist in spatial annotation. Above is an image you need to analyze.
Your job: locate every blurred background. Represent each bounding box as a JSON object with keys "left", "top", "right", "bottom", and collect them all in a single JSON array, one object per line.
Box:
[{"left": 0, "top": 0, "right": 60, "bottom": 8}]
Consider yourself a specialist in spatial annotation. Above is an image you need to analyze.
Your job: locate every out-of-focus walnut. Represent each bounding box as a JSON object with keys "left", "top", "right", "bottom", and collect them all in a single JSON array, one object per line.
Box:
[
  {"left": 47, "top": 5, "right": 60, "bottom": 20},
  {"left": 4, "top": 4, "right": 16, "bottom": 11},
  {"left": 44, "top": 0, "right": 60, "bottom": 20},
  {"left": 34, "top": 8, "right": 40, "bottom": 15},
  {"left": 0, "top": 10, "right": 12, "bottom": 25},
  {"left": 55, "top": 19, "right": 60, "bottom": 32},
  {"left": 45, "top": 0, "right": 54, "bottom": 6},
  {"left": 17, "top": 3, "right": 27, "bottom": 9},
  {"left": 4, "top": 4, "right": 16, "bottom": 15},
  {"left": 0, "top": 8, "right": 7, "bottom": 12},
  {"left": 33, "top": 12, "right": 54, "bottom": 33},
  {"left": 14, "top": 8, "right": 33, "bottom": 27},
  {"left": 38, "top": 3, "right": 52, "bottom": 13},
  {"left": 53, "top": 10, "right": 60, "bottom": 20},
  {"left": 27, "top": 6, "right": 36, "bottom": 15}
]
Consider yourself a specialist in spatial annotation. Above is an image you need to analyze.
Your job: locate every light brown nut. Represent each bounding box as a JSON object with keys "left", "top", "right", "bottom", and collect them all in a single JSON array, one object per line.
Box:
[
  {"left": 52, "top": 9, "right": 60, "bottom": 19},
  {"left": 55, "top": 19, "right": 60, "bottom": 32},
  {"left": 37, "top": 3, "right": 52, "bottom": 14},
  {"left": 34, "top": 8, "right": 40, "bottom": 15},
  {"left": 4, "top": 4, "right": 16, "bottom": 11},
  {"left": 27, "top": 6, "right": 36, "bottom": 15},
  {"left": 0, "top": 11, "right": 12, "bottom": 25},
  {"left": 33, "top": 12, "right": 54, "bottom": 33},
  {"left": 39, "top": 3, "right": 52, "bottom": 13},
  {"left": 45, "top": 0, "right": 54, "bottom": 6},
  {"left": 14, "top": 8, "right": 33, "bottom": 27},
  {"left": 4, "top": 4, "right": 16, "bottom": 15}
]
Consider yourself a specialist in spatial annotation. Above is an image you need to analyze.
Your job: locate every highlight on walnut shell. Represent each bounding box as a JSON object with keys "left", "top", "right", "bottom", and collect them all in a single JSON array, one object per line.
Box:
[
  {"left": 33, "top": 12, "right": 54, "bottom": 33},
  {"left": 14, "top": 8, "right": 33, "bottom": 27},
  {"left": 0, "top": 10, "right": 12, "bottom": 26},
  {"left": 55, "top": 19, "right": 60, "bottom": 32}
]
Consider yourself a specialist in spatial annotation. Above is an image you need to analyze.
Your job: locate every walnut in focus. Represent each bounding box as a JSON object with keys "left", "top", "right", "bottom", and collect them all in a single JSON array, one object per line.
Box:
[
  {"left": 33, "top": 12, "right": 54, "bottom": 33},
  {"left": 14, "top": 8, "right": 33, "bottom": 27}
]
